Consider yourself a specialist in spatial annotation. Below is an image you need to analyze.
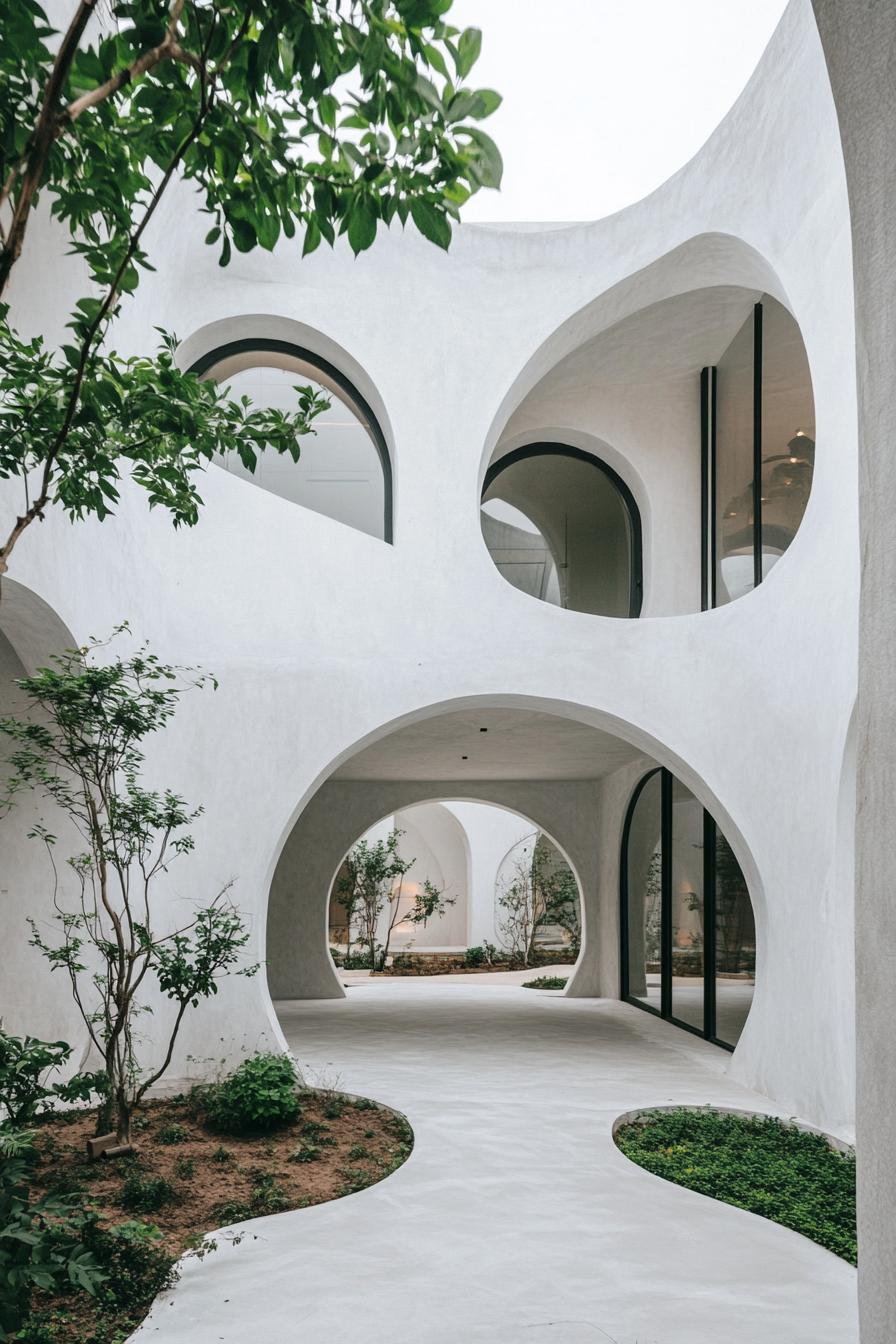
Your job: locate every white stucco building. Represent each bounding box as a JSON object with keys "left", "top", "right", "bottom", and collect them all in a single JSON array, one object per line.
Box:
[{"left": 4, "top": 3, "right": 889, "bottom": 1329}]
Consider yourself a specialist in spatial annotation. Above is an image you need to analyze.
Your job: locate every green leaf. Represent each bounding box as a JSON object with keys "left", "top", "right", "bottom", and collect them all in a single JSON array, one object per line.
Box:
[
  {"left": 409, "top": 199, "right": 451, "bottom": 250},
  {"left": 455, "top": 28, "right": 482, "bottom": 79},
  {"left": 347, "top": 198, "right": 377, "bottom": 254}
]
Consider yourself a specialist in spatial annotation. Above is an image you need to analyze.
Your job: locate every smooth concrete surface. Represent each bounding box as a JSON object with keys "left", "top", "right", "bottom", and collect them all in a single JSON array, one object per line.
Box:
[
  {"left": 134, "top": 986, "right": 857, "bottom": 1344},
  {"left": 811, "top": 7, "right": 896, "bottom": 1340}
]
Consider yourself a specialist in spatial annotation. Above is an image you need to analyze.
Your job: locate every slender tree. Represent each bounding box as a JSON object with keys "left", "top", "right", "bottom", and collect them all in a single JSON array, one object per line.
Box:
[
  {"left": 0, "top": 629, "right": 257, "bottom": 1145},
  {"left": 0, "top": 0, "right": 502, "bottom": 575},
  {"left": 336, "top": 828, "right": 453, "bottom": 969},
  {"left": 496, "top": 834, "right": 580, "bottom": 967}
]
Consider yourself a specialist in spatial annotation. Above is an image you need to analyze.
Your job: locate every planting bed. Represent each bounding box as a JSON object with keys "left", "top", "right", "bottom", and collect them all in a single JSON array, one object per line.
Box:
[
  {"left": 614, "top": 1107, "right": 856, "bottom": 1264},
  {"left": 18, "top": 1089, "right": 413, "bottom": 1343}
]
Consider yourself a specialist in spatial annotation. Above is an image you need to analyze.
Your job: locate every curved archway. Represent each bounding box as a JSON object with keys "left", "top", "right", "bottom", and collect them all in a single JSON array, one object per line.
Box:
[
  {"left": 482, "top": 442, "right": 643, "bottom": 617},
  {"left": 266, "top": 779, "right": 593, "bottom": 1002},
  {"left": 620, "top": 766, "right": 757, "bottom": 1049},
  {"left": 262, "top": 695, "right": 764, "bottom": 1051},
  {"left": 0, "top": 580, "right": 84, "bottom": 1050}
]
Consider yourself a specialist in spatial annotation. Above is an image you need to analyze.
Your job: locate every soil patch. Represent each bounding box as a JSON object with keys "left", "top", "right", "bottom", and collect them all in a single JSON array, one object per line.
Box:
[{"left": 21, "top": 1089, "right": 412, "bottom": 1342}]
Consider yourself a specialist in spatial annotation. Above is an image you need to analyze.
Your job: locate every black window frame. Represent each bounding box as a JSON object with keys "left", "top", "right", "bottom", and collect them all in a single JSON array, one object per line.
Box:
[
  {"left": 188, "top": 338, "right": 394, "bottom": 544},
  {"left": 619, "top": 766, "right": 755, "bottom": 1052},
  {"left": 701, "top": 302, "right": 764, "bottom": 608},
  {"left": 482, "top": 442, "right": 644, "bottom": 618}
]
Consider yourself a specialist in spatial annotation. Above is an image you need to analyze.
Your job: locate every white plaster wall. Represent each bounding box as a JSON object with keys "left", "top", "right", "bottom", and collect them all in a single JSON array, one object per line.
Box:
[
  {"left": 442, "top": 802, "right": 534, "bottom": 948},
  {"left": 392, "top": 804, "right": 469, "bottom": 948},
  {"left": 0, "top": 0, "right": 857, "bottom": 1133}
]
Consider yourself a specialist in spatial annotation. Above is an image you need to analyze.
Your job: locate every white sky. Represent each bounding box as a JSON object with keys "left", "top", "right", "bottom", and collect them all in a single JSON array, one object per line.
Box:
[{"left": 452, "top": 0, "right": 789, "bottom": 222}]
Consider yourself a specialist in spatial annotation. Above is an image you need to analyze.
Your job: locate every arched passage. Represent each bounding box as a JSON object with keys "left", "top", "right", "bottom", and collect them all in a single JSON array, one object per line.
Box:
[
  {"left": 325, "top": 799, "right": 584, "bottom": 974},
  {"left": 263, "top": 697, "right": 762, "bottom": 1063},
  {"left": 267, "top": 778, "right": 596, "bottom": 1001}
]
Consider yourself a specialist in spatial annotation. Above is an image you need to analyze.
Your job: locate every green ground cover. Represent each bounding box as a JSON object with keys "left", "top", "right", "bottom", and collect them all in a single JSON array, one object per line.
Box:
[{"left": 614, "top": 1108, "right": 856, "bottom": 1264}]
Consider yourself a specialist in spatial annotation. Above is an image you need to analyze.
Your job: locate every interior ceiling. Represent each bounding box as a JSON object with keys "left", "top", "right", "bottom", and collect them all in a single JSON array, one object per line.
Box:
[
  {"left": 483, "top": 454, "right": 626, "bottom": 532},
  {"left": 333, "top": 708, "right": 641, "bottom": 782},
  {"left": 518, "top": 285, "right": 761, "bottom": 405}
]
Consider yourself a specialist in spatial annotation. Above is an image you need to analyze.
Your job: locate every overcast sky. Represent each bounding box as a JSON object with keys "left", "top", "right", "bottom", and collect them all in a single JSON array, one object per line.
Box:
[{"left": 451, "top": 0, "right": 789, "bottom": 222}]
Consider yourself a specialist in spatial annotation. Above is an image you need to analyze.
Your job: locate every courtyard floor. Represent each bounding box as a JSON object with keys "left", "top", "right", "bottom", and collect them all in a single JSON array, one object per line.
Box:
[{"left": 134, "top": 985, "right": 858, "bottom": 1344}]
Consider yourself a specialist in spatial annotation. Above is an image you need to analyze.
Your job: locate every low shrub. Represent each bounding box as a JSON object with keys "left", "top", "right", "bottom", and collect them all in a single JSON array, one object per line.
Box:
[
  {"left": 615, "top": 1108, "right": 857, "bottom": 1263},
  {"left": 522, "top": 975, "right": 568, "bottom": 990},
  {"left": 173, "top": 1156, "right": 196, "bottom": 1181},
  {"left": 463, "top": 945, "right": 486, "bottom": 967},
  {"left": 82, "top": 1219, "right": 176, "bottom": 1316},
  {"left": 196, "top": 1053, "right": 300, "bottom": 1135},
  {"left": 155, "top": 1121, "right": 190, "bottom": 1146},
  {"left": 118, "top": 1172, "right": 177, "bottom": 1214}
]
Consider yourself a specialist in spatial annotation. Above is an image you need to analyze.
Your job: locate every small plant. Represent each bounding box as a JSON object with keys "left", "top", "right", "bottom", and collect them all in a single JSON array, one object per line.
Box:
[
  {"left": 173, "top": 1156, "right": 195, "bottom": 1181},
  {"left": 363, "top": 1130, "right": 376, "bottom": 1140},
  {"left": 0, "top": 1154, "right": 105, "bottom": 1337},
  {"left": 215, "top": 1170, "right": 288, "bottom": 1224},
  {"left": 198, "top": 1053, "right": 300, "bottom": 1134},
  {"left": 289, "top": 1144, "right": 321, "bottom": 1164},
  {"left": 347, "top": 1144, "right": 373, "bottom": 1161},
  {"left": 118, "top": 1172, "right": 177, "bottom": 1214},
  {"left": 210, "top": 1146, "right": 232, "bottom": 1164},
  {"left": 464, "top": 945, "right": 486, "bottom": 967},
  {"left": 300, "top": 1121, "right": 332, "bottom": 1145},
  {"left": 323, "top": 1096, "right": 345, "bottom": 1121},
  {"left": 336, "top": 829, "right": 455, "bottom": 970},
  {"left": 155, "top": 1122, "right": 189, "bottom": 1146},
  {"left": 352, "top": 1096, "right": 377, "bottom": 1112},
  {"left": 522, "top": 976, "right": 568, "bottom": 990},
  {"left": 338, "top": 1167, "right": 375, "bottom": 1196}
]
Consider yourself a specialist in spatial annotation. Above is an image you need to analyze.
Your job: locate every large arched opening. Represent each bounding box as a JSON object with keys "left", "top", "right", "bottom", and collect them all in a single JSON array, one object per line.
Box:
[{"left": 263, "top": 697, "right": 761, "bottom": 1054}]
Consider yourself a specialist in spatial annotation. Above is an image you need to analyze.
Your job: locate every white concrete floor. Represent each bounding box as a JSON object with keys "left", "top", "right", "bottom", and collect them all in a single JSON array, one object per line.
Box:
[{"left": 134, "top": 986, "right": 857, "bottom": 1344}]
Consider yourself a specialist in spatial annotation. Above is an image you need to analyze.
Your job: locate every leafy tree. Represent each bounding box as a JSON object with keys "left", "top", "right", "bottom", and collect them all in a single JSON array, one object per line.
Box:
[
  {"left": 495, "top": 833, "right": 580, "bottom": 967},
  {"left": 335, "top": 827, "right": 453, "bottom": 970},
  {"left": 0, "top": 628, "right": 258, "bottom": 1145},
  {"left": 0, "top": 0, "right": 501, "bottom": 574}
]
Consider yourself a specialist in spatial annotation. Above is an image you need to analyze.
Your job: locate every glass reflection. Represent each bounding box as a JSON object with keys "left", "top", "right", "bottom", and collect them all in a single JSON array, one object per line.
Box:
[
  {"left": 714, "top": 831, "right": 756, "bottom": 1047},
  {"left": 625, "top": 772, "right": 662, "bottom": 1012},
  {"left": 670, "top": 781, "right": 705, "bottom": 1031},
  {"left": 715, "top": 308, "right": 756, "bottom": 604}
]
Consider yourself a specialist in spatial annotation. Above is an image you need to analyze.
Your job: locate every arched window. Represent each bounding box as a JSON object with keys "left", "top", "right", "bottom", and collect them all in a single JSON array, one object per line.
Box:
[
  {"left": 621, "top": 768, "right": 756, "bottom": 1049},
  {"left": 481, "top": 444, "right": 643, "bottom": 617},
  {"left": 189, "top": 340, "right": 392, "bottom": 542}
]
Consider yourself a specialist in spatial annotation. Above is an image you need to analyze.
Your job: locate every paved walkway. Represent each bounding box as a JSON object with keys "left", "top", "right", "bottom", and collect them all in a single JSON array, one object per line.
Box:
[{"left": 135, "top": 986, "right": 858, "bottom": 1344}]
